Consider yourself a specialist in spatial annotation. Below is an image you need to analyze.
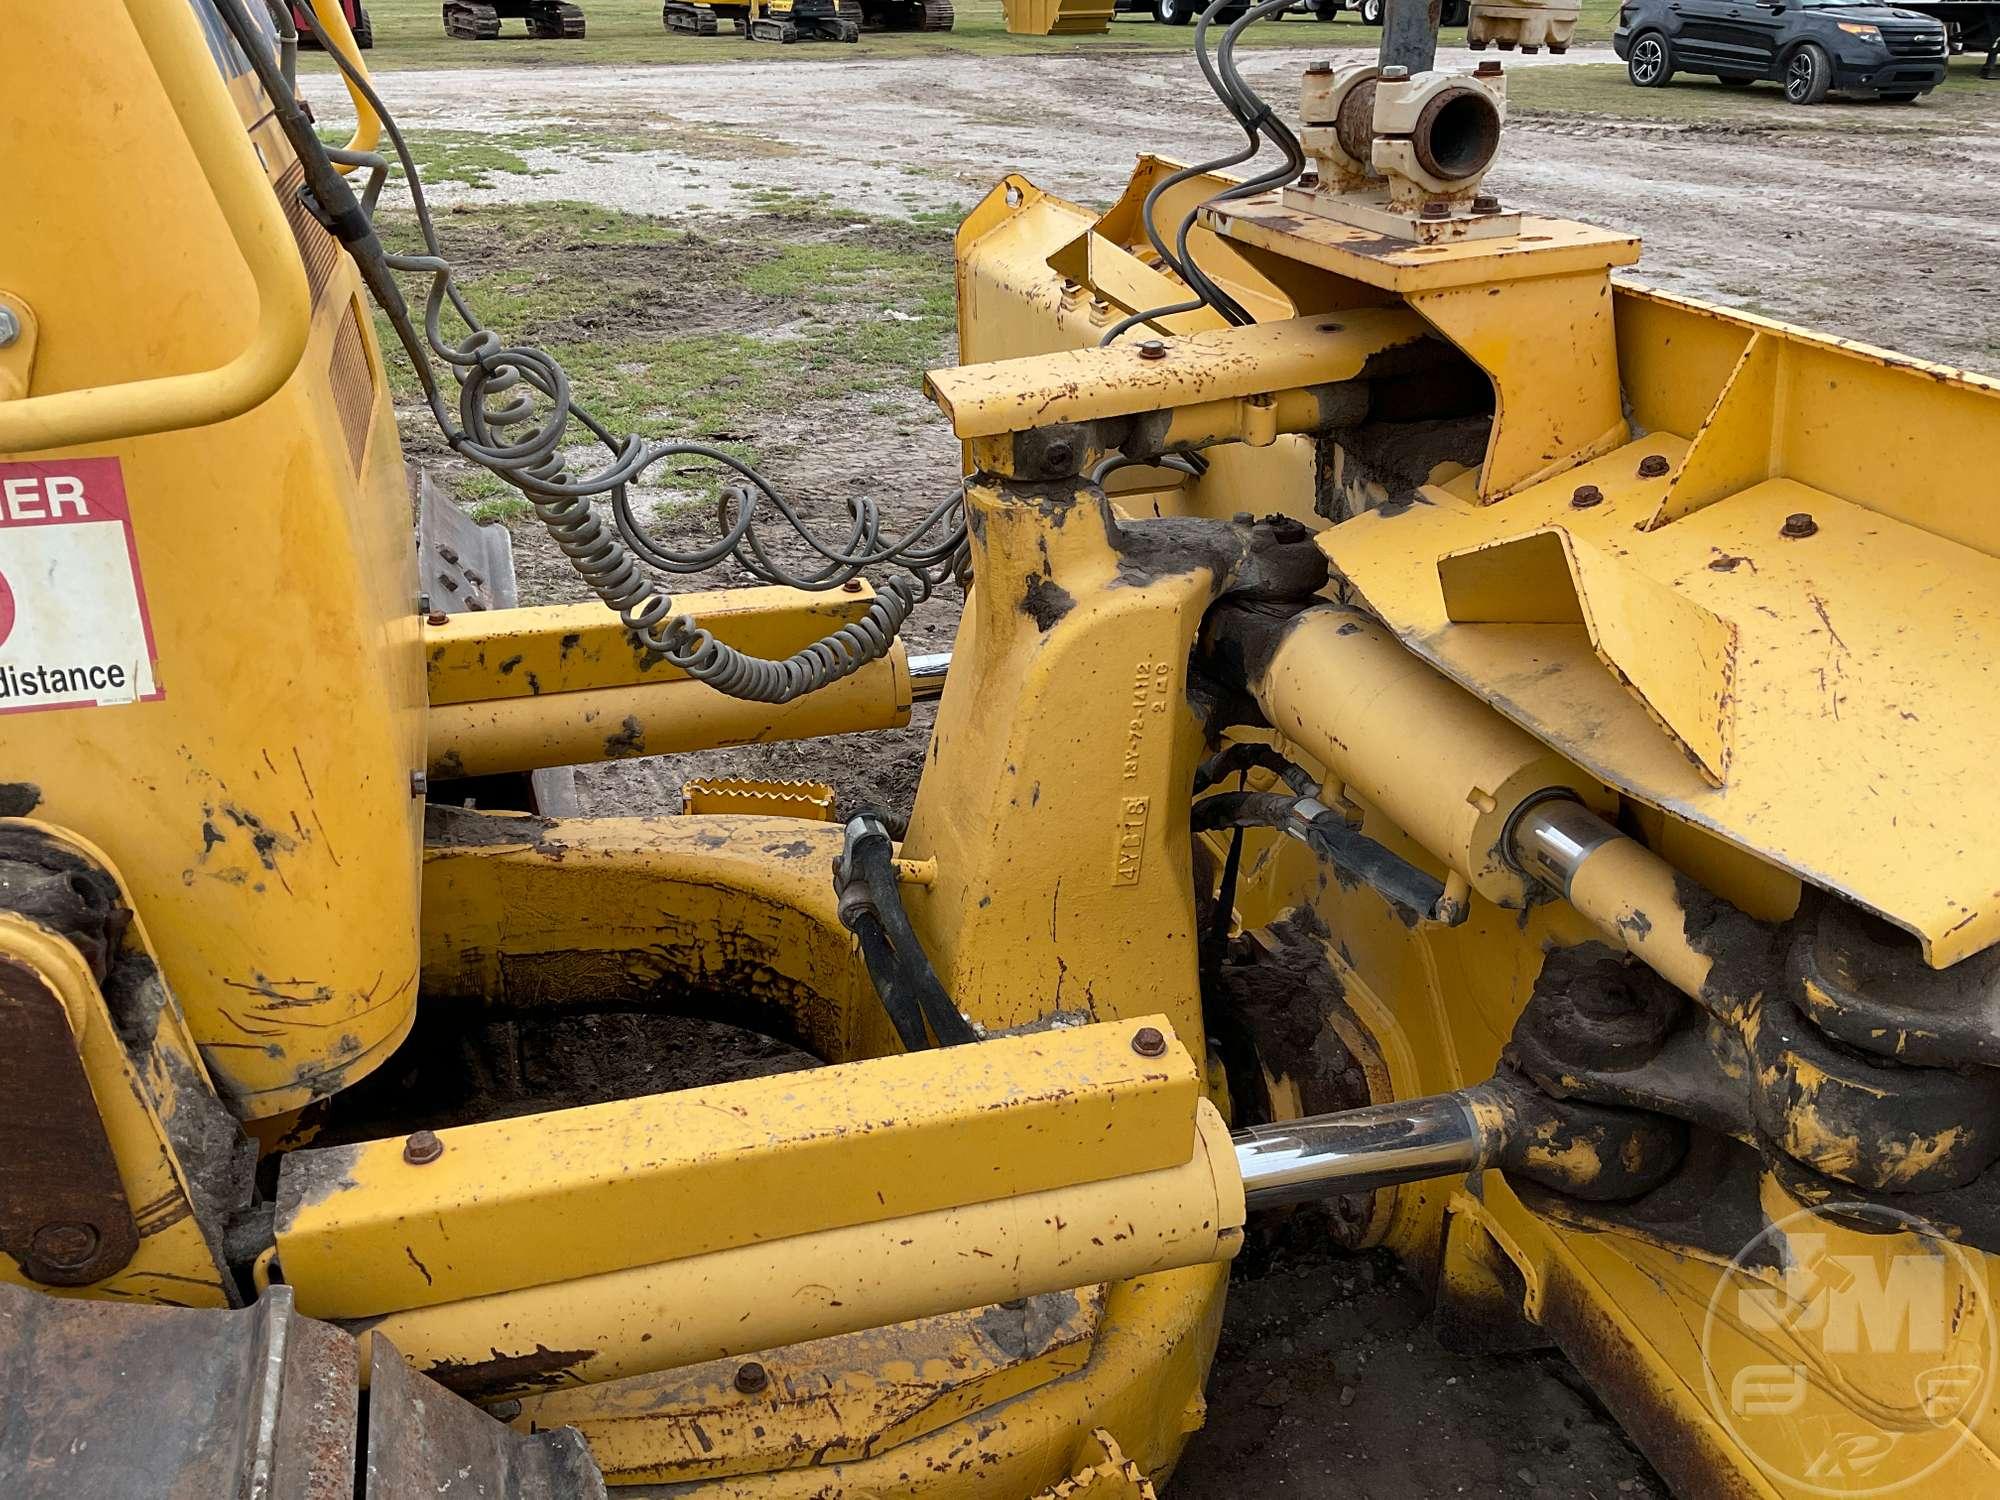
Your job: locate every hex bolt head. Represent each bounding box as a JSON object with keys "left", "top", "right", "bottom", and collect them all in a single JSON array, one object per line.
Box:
[
  {"left": 734, "top": 1361, "right": 770, "bottom": 1394},
  {"left": 1381, "top": 64, "right": 1410, "bottom": 80},
  {"left": 30, "top": 1222, "right": 99, "bottom": 1270},
  {"left": 409, "top": 771, "right": 429, "bottom": 800},
  {"left": 0, "top": 308, "right": 19, "bottom": 349},
  {"left": 426, "top": 610, "right": 449, "bottom": 627},
  {"left": 403, "top": 1129, "right": 444, "bottom": 1165},
  {"left": 1419, "top": 201, "right": 1451, "bottom": 221},
  {"left": 1131, "top": 1026, "right": 1168, "bottom": 1058},
  {"left": 1298, "top": 169, "right": 1321, "bottom": 188},
  {"left": 1637, "top": 454, "right": 1671, "bottom": 479},
  {"left": 1138, "top": 339, "right": 1168, "bottom": 360},
  {"left": 1475, "top": 59, "right": 1504, "bottom": 76},
  {"left": 842, "top": 578, "right": 866, "bottom": 593},
  {"left": 1306, "top": 59, "right": 1333, "bottom": 74},
  {"left": 1781, "top": 512, "right": 1819, "bottom": 539},
  {"left": 1472, "top": 194, "right": 1502, "bottom": 214},
  {"left": 1570, "top": 484, "right": 1603, "bottom": 509}
]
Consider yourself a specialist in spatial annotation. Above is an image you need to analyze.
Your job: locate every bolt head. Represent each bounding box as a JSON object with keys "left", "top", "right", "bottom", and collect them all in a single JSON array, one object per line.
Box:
[
  {"left": 1137, "top": 339, "right": 1168, "bottom": 360},
  {"left": 1043, "top": 441, "right": 1076, "bottom": 473},
  {"left": 1637, "top": 454, "right": 1671, "bottom": 479},
  {"left": 1307, "top": 59, "right": 1333, "bottom": 74},
  {"left": 1781, "top": 512, "right": 1819, "bottom": 539},
  {"left": 1472, "top": 193, "right": 1502, "bottom": 214},
  {"left": 0, "top": 308, "right": 19, "bottom": 349},
  {"left": 1475, "top": 58, "right": 1504, "bottom": 76},
  {"left": 30, "top": 1222, "right": 99, "bottom": 1270},
  {"left": 842, "top": 578, "right": 866, "bottom": 593},
  {"left": 1420, "top": 201, "right": 1451, "bottom": 221},
  {"left": 410, "top": 771, "right": 429, "bottom": 800},
  {"left": 1381, "top": 64, "right": 1410, "bottom": 80},
  {"left": 403, "top": 1129, "right": 444, "bottom": 1165},
  {"left": 734, "top": 1361, "right": 770, "bottom": 1394},
  {"left": 1570, "top": 484, "right": 1603, "bottom": 509},
  {"left": 426, "top": 611, "right": 450, "bottom": 627},
  {"left": 1131, "top": 1025, "right": 1168, "bottom": 1059}
]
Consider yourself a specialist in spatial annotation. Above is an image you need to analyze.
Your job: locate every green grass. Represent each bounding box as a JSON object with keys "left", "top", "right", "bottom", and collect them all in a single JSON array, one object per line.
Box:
[
  {"left": 375, "top": 196, "right": 959, "bottom": 523},
  {"left": 310, "top": 0, "right": 1627, "bottom": 72},
  {"left": 1507, "top": 53, "right": 1999, "bottom": 127}
]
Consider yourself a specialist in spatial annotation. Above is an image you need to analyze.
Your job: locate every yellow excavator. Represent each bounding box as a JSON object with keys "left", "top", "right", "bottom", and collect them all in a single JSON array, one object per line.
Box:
[{"left": 4, "top": 0, "right": 1999, "bottom": 1495}]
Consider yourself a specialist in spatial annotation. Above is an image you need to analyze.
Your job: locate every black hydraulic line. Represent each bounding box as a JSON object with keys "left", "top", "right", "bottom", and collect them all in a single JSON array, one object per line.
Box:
[
  {"left": 846, "top": 908, "right": 933, "bottom": 1052},
  {"left": 1193, "top": 791, "right": 1446, "bottom": 920},
  {"left": 1194, "top": 742, "right": 1318, "bottom": 799},
  {"left": 837, "top": 816, "right": 980, "bottom": 1049}
]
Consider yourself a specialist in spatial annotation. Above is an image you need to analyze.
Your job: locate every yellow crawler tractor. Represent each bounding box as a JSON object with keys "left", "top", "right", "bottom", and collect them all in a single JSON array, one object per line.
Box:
[{"left": 5, "top": 0, "right": 2000, "bottom": 1496}]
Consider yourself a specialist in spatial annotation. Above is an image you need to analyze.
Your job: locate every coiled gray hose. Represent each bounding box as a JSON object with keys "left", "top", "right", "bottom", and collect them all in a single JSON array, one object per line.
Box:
[{"left": 264, "top": 0, "right": 963, "bottom": 704}]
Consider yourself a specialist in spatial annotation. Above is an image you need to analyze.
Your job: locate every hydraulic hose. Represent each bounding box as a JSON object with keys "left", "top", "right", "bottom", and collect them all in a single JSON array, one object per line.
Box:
[{"left": 836, "top": 816, "right": 980, "bottom": 1049}]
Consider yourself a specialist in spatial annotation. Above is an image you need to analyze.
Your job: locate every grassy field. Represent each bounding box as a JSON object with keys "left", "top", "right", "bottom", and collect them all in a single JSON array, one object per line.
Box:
[{"left": 309, "top": 0, "right": 1625, "bottom": 70}]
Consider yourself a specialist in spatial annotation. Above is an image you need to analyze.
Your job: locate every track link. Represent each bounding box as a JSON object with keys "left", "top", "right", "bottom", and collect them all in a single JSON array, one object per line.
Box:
[
  {"left": 748, "top": 15, "right": 801, "bottom": 40},
  {"left": 442, "top": 0, "right": 500, "bottom": 38},
  {"left": 526, "top": 0, "right": 586, "bottom": 36},
  {"left": 916, "top": 0, "right": 953, "bottom": 29},
  {"left": 664, "top": 0, "right": 722, "bottom": 29}
]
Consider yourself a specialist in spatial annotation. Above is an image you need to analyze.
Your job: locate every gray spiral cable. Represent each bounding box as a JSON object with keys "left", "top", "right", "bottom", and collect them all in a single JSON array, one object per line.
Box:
[{"left": 259, "top": 0, "right": 961, "bottom": 705}]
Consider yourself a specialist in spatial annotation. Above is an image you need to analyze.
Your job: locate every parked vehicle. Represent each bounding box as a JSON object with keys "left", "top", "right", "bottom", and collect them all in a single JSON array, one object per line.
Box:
[{"left": 1614, "top": 0, "right": 1949, "bottom": 101}]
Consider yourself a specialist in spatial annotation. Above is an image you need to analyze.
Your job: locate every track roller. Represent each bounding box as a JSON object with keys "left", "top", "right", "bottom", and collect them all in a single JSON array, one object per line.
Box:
[{"left": 442, "top": 0, "right": 501, "bottom": 38}]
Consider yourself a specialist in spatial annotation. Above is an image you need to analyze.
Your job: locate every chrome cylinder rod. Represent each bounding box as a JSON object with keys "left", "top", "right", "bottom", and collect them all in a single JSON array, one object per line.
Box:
[
  {"left": 908, "top": 651, "right": 951, "bottom": 702},
  {"left": 1233, "top": 1090, "right": 1497, "bottom": 1210}
]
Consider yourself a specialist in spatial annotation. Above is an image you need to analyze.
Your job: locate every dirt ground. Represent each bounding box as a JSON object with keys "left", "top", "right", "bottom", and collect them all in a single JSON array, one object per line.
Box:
[{"left": 306, "top": 43, "right": 1993, "bottom": 1498}]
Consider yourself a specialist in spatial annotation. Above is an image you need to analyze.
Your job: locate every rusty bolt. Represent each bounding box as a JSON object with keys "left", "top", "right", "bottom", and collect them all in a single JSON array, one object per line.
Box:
[
  {"left": 426, "top": 610, "right": 449, "bottom": 627},
  {"left": 1475, "top": 59, "right": 1503, "bottom": 76},
  {"left": 1138, "top": 339, "right": 1168, "bottom": 360},
  {"left": 1570, "top": 484, "right": 1603, "bottom": 509},
  {"left": 842, "top": 578, "right": 865, "bottom": 593},
  {"left": 1306, "top": 58, "right": 1333, "bottom": 74},
  {"left": 1043, "top": 440, "right": 1076, "bottom": 473},
  {"left": 403, "top": 1129, "right": 444, "bottom": 1165},
  {"left": 1131, "top": 1026, "right": 1168, "bottom": 1059},
  {"left": 30, "top": 1223, "right": 99, "bottom": 1270},
  {"left": 409, "top": 772, "right": 428, "bottom": 800},
  {"left": 1419, "top": 201, "right": 1451, "bottom": 221},
  {"left": 734, "top": 1361, "right": 770, "bottom": 1394},
  {"left": 1781, "top": 512, "right": 1819, "bottom": 539},
  {"left": 1298, "top": 169, "right": 1321, "bottom": 188},
  {"left": 1472, "top": 194, "right": 1502, "bottom": 215},
  {"left": 1636, "top": 454, "right": 1671, "bottom": 479},
  {"left": 1059, "top": 278, "right": 1081, "bottom": 296}
]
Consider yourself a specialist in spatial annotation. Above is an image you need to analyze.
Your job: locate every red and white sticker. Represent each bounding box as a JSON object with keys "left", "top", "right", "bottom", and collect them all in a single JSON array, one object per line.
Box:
[{"left": 0, "top": 459, "right": 160, "bottom": 713}]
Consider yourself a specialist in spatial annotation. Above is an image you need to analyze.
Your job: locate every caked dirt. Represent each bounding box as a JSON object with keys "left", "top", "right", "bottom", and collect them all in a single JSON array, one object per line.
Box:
[{"left": 306, "top": 46, "right": 1985, "bottom": 1497}]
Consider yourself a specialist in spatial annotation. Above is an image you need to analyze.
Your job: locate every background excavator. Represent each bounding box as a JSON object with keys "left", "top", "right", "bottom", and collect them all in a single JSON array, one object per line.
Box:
[{"left": 3, "top": 0, "right": 1999, "bottom": 1496}]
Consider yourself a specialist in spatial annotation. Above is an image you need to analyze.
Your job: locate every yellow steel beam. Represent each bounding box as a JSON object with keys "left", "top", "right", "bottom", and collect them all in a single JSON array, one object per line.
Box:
[
  {"left": 1201, "top": 196, "right": 1639, "bottom": 294},
  {"left": 424, "top": 590, "right": 912, "bottom": 776},
  {"left": 275, "top": 1016, "right": 1206, "bottom": 1319},
  {"left": 428, "top": 664, "right": 908, "bottom": 778},
  {"left": 515, "top": 1288, "right": 1104, "bottom": 1485},
  {"left": 923, "top": 309, "right": 1428, "bottom": 441},
  {"left": 425, "top": 589, "right": 896, "bottom": 705},
  {"left": 346, "top": 1101, "right": 1241, "bottom": 1397}
]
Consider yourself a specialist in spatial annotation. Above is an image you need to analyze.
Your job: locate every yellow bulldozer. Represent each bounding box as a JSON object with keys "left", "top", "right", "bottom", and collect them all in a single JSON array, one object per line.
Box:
[{"left": 4, "top": 0, "right": 1999, "bottom": 1495}]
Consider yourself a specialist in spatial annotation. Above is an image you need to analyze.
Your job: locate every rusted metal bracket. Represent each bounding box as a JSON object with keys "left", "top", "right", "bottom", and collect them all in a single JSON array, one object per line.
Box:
[{"left": 0, "top": 954, "right": 138, "bottom": 1285}]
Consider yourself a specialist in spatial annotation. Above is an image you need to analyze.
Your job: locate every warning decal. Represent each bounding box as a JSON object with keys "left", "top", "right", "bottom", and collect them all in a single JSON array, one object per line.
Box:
[{"left": 0, "top": 459, "right": 160, "bottom": 714}]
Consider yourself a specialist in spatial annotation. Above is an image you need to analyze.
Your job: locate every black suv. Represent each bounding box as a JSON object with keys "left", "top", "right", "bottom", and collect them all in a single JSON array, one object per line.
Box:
[{"left": 1614, "top": 0, "right": 1948, "bottom": 101}]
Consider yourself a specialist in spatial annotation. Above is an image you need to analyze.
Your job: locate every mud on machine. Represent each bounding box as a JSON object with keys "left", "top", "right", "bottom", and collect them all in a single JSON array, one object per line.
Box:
[{"left": 3, "top": 0, "right": 1999, "bottom": 1495}]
